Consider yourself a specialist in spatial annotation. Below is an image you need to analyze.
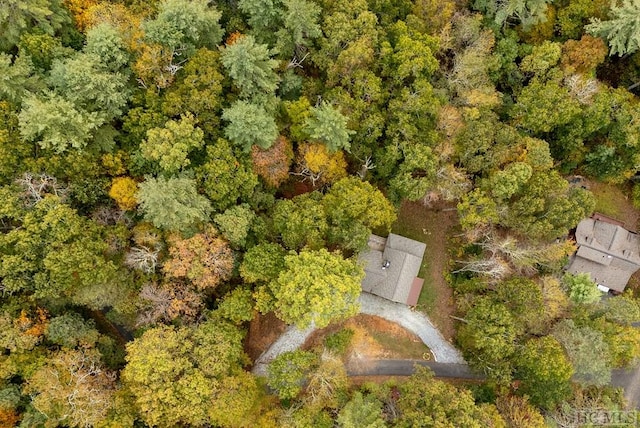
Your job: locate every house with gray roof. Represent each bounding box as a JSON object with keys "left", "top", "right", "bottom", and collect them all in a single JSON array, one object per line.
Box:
[
  {"left": 359, "top": 233, "right": 427, "bottom": 305},
  {"left": 566, "top": 216, "right": 640, "bottom": 293}
]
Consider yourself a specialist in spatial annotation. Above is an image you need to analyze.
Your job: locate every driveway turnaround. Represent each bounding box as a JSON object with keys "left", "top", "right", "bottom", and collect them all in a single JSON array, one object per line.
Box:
[
  {"left": 358, "top": 293, "right": 465, "bottom": 364},
  {"left": 253, "top": 292, "right": 465, "bottom": 376}
]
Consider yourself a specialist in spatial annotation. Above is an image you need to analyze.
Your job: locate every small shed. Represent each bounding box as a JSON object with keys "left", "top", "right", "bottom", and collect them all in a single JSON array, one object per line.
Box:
[
  {"left": 566, "top": 216, "right": 640, "bottom": 293},
  {"left": 359, "top": 233, "right": 427, "bottom": 306}
]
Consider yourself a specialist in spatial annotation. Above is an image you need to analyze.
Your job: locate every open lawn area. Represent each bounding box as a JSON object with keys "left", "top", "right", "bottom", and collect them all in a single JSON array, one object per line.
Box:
[
  {"left": 391, "top": 201, "right": 459, "bottom": 341},
  {"left": 589, "top": 180, "right": 639, "bottom": 231}
]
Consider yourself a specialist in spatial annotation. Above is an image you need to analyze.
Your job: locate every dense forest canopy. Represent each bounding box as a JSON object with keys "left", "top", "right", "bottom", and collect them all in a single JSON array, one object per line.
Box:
[{"left": 2, "top": 0, "right": 640, "bottom": 426}]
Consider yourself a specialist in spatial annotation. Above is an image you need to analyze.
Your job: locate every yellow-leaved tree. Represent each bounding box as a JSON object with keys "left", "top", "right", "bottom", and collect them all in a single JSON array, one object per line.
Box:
[
  {"left": 295, "top": 143, "right": 347, "bottom": 187},
  {"left": 108, "top": 176, "right": 138, "bottom": 211}
]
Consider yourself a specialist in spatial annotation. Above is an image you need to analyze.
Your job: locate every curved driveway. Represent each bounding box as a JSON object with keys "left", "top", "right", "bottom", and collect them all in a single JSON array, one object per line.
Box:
[{"left": 252, "top": 292, "right": 465, "bottom": 376}]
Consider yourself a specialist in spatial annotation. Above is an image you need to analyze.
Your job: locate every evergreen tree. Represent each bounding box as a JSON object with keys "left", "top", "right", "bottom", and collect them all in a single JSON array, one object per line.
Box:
[
  {"left": 221, "top": 35, "right": 280, "bottom": 99},
  {"left": 222, "top": 100, "right": 278, "bottom": 152},
  {"left": 587, "top": 0, "right": 640, "bottom": 56},
  {"left": 304, "top": 101, "right": 354, "bottom": 152},
  {"left": 136, "top": 176, "right": 211, "bottom": 232}
]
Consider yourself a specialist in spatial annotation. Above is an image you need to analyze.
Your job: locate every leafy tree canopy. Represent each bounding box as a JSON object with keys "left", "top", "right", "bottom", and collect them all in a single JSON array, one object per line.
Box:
[
  {"left": 136, "top": 175, "right": 212, "bottom": 232},
  {"left": 269, "top": 249, "right": 363, "bottom": 328}
]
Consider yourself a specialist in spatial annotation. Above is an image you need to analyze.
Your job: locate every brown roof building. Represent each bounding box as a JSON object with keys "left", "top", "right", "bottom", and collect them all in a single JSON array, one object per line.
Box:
[
  {"left": 566, "top": 217, "right": 640, "bottom": 292},
  {"left": 359, "top": 234, "right": 427, "bottom": 306}
]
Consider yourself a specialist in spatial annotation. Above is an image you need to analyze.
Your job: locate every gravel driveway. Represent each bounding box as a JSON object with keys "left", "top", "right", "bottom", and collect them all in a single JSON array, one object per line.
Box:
[{"left": 252, "top": 292, "right": 465, "bottom": 376}]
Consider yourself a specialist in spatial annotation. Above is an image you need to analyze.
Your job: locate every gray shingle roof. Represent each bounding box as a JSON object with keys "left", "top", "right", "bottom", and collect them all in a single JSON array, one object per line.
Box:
[
  {"left": 567, "top": 218, "right": 640, "bottom": 292},
  {"left": 359, "top": 234, "right": 427, "bottom": 305}
]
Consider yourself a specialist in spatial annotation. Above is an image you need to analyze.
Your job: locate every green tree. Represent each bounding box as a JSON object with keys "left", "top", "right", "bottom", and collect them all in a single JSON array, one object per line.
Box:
[
  {"left": 323, "top": 177, "right": 397, "bottom": 250},
  {"left": 562, "top": 272, "right": 601, "bottom": 305},
  {"left": 18, "top": 92, "right": 101, "bottom": 153},
  {"left": 519, "top": 40, "right": 561, "bottom": 77},
  {"left": 279, "top": 0, "right": 322, "bottom": 51},
  {"left": 45, "top": 313, "right": 99, "bottom": 349},
  {"left": 385, "top": 78, "right": 440, "bottom": 147},
  {"left": 0, "top": 54, "right": 43, "bottom": 104},
  {"left": 552, "top": 319, "right": 612, "bottom": 386},
  {"left": 122, "top": 319, "right": 247, "bottom": 427},
  {"left": 457, "top": 189, "right": 500, "bottom": 233},
  {"left": 337, "top": 391, "right": 386, "bottom": 428},
  {"left": 305, "top": 101, "right": 354, "bottom": 152},
  {"left": 208, "top": 370, "right": 264, "bottom": 428},
  {"left": 222, "top": 100, "right": 278, "bottom": 152},
  {"left": 240, "top": 242, "right": 286, "bottom": 284},
  {"left": 84, "top": 23, "right": 130, "bottom": 72},
  {"left": 315, "top": 0, "right": 379, "bottom": 79},
  {"left": 486, "top": 162, "right": 533, "bottom": 202},
  {"left": 142, "top": 0, "right": 223, "bottom": 52},
  {"left": 494, "top": 277, "right": 546, "bottom": 334},
  {"left": 396, "top": 366, "right": 503, "bottom": 427},
  {"left": 216, "top": 287, "right": 255, "bottom": 324},
  {"left": 0, "top": 196, "right": 117, "bottom": 300},
  {"left": 457, "top": 298, "right": 518, "bottom": 383},
  {"left": 267, "top": 350, "right": 317, "bottom": 400},
  {"left": 600, "top": 293, "right": 640, "bottom": 325},
  {"left": 272, "top": 192, "right": 328, "bottom": 250},
  {"left": 221, "top": 34, "right": 280, "bottom": 99},
  {"left": 162, "top": 48, "right": 224, "bottom": 136},
  {"left": 473, "top": 0, "right": 552, "bottom": 29},
  {"left": 136, "top": 176, "right": 211, "bottom": 232},
  {"left": 0, "top": 0, "right": 70, "bottom": 52},
  {"left": 587, "top": 0, "right": 640, "bottom": 56},
  {"left": 48, "top": 53, "right": 130, "bottom": 122},
  {"left": 511, "top": 77, "right": 581, "bottom": 135},
  {"left": 388, "top": 143, "right": 439, "bottom": 202},
  {"left": 514, "top": 336, "right": 573, "bottom": 409},
  {"left": 380, "top": 20, "right": 439, "bottom": 84},
  {"left": 214, "top": 204, "right": 256, "bottom": 249},
  {"left": 269, "top": 249, "right": 363, "bottom": 328},
  {"left": 501, "top": 171, "right": 595, "bottom": 240},
  {"left": 140, "top": 113, "right": 205, "bottom": 174},
  {"left": 196, "top": 139, "right": 259, "bottom": 212},
  {"left": 18, "top": 31, "right": 70, "bottom": 71},
  {"left": 557, "top": 0, "right": 608, "bottom": 39},
  {"left": 238, "top": 0, "right": 282, "bottom": 35}
]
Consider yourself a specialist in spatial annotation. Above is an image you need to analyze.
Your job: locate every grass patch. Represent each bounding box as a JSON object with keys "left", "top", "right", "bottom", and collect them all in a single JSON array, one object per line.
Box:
[
  {"left": 591, "top": 182, "right": 629, "bottom": 219},
  {"left": 368, "top": 329, "right": 431, "bottom": 360},
  {"left": 324, "top": 328, "right": 354, "bottom": 356}
]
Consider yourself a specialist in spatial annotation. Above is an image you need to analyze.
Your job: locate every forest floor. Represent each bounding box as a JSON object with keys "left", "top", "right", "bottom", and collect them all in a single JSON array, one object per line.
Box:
[
  {"left": 244, "top": 311, "right": 288, "bottom": 362},
  {"left": 391, "top": 200, "right": 460, "bottom": 342}
]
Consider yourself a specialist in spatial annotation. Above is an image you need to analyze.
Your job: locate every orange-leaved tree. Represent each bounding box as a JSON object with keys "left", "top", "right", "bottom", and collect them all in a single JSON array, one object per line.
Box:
[
  {"left": 251, "top": 135, "right": 293, "bottom": 188},
  {"left": 163, "top": 226, "right": 233, "bottom": 291}
]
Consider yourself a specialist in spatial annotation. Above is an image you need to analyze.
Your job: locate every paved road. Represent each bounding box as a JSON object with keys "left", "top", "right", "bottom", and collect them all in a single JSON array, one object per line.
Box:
[
  {"left": 347, "top": 359, "right": 484, "bottom": 379},
  {"left": 612, "top": 366, "right": 640, "bottom": 409}
]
